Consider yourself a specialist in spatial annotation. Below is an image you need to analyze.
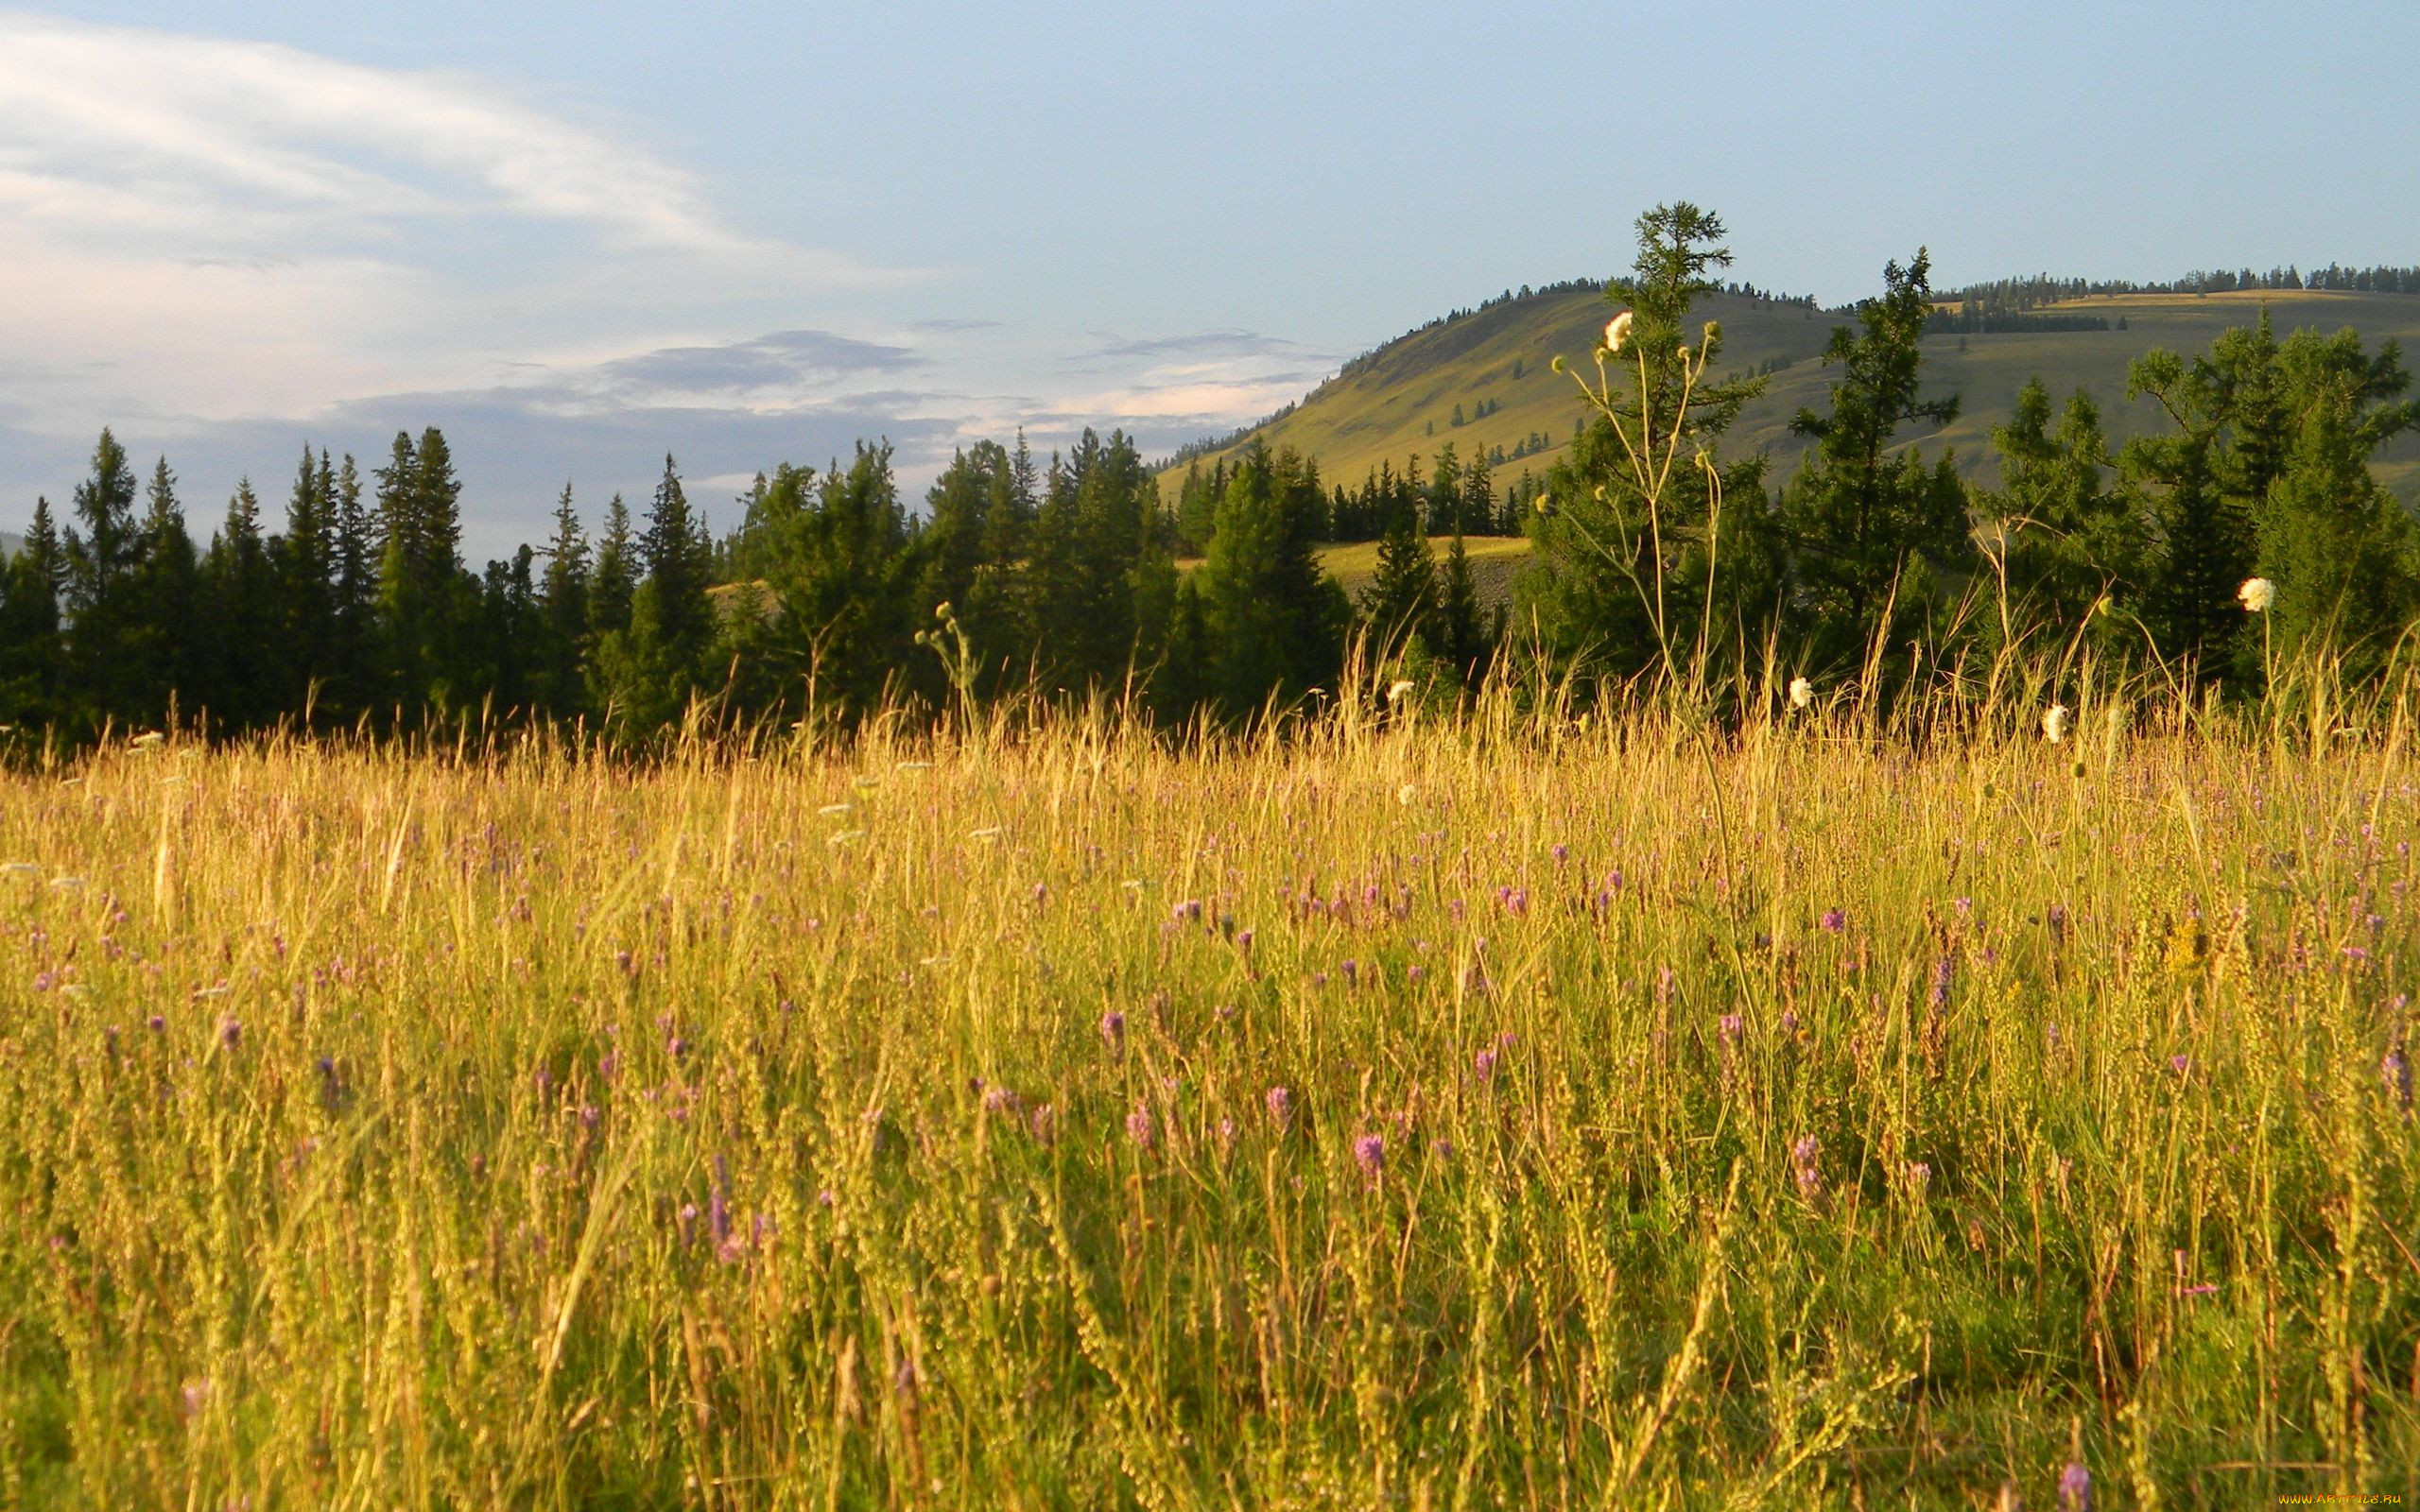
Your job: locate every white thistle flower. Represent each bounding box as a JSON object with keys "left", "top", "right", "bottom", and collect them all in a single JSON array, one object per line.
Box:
[
  {"left": 2238, "top": 576, "right": 2274, "bottom": 613},
  {"left": 1386, "top": 679, "right": 1416, "bottom": 705},
  {"left": 1788, "top": 676, "right": 1814, "bottom": 711},
  {"left": 1603, "top": 310, "right": 1634, "bottom": 355},
  {"left": 2042, "top": 704, "right": 2070, "bottom": 745}
]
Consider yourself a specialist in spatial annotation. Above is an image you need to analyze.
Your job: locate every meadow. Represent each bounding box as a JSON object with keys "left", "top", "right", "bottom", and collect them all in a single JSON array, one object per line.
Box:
[{"left": 4, "top": 684, "right": 2418, "bottom": 1508}]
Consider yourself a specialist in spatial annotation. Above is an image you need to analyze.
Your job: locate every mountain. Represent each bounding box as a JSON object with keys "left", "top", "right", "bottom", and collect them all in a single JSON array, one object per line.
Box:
[
  {"left": 0, "top": 530, "right": 19, "bottom": 558},
  {"left": 1161, "top": 283, "right": 2420, "bottom": 507}
]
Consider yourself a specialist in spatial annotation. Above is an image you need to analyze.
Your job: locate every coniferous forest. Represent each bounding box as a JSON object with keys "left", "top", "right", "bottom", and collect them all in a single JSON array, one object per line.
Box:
[{"left": 5, "top": 202, "right": 2418, "bottom": 748}]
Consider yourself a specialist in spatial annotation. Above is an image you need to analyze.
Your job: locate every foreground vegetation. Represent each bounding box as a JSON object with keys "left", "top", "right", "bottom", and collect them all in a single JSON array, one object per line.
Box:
[{"left": 5, "top": 675, "right": 2418, "bottom": 1507}]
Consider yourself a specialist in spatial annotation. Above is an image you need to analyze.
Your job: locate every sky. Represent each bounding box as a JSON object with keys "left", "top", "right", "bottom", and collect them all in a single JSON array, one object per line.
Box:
[{"left": 3, "top": 0, "right": 2415, "bottom": 557}]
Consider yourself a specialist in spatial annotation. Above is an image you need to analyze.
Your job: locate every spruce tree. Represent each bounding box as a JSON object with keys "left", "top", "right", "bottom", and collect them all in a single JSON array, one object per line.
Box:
[
  {"left": 1359, "top": 492, "right": 1437, "bottom": 659},
  {"left": 1777, "top": 249, "right": 1971, "bottom": 670},
  {"left": 0, "top": 498, "right": 64, "bottom": 729},
  {"left": 1435, "top": 530, "right": 1493, "bottom": 684},
  {"left": 200, "top": 480, "right": 281, "bottom": 730},
  {"left": 63, "top": 428, "right": 144, "bottom": 730},
  {"left": 130, "top": 458, "right": 200, "bottom": 723},
  {"left": 279, "top": 446, "right": 338, "bottom": 716},
  {"left": 536, "top": 483, "right": 591, "bottom": 715},
  {"left": 1984, "top": 380, "right": 2145, "bottom": 648}
]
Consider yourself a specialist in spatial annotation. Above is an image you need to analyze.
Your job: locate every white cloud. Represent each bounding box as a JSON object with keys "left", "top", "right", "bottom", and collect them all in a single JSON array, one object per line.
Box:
[{"left": 0, "top": 11, "right": 758, "bottom": 257}]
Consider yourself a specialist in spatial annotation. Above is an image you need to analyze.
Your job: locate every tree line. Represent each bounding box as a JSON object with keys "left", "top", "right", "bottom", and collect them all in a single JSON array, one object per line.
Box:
[
  {"left": 6, "top": 203, "right": 2417, "bottom": 747},
  {"left": 1525, "top": 204, "right": 2420, "bottom": 697}
]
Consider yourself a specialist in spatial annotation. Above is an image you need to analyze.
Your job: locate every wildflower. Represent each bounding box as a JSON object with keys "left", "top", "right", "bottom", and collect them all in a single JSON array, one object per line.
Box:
[
  {"left": 1099, "top": 1009, "right": 1125, "bottom": 1051},
  {"left": 1474, "top": 1046, "right": 1498, "bottom": 1080},
  {"left": 1719, "top": 1012, "right": 1743, "bottom": 1048},
  {"left": 1171, "top": 898, "right": 1203, "bottom": 925},
  {"left": 2238, "top": 576, "right": 2274, "bottom": 613},
  {"left": 217, "top": 1018, "right": 241, "bottom": 1051},
  {"left": 2384, "top": 1045, "right": 2412, "bottom": 1110},
  {"left": 2058, "top": 1460, "right": 2092, "bottom": 1511},
  {"left": 1395, "top": 782, "right": 1417, "bottom": 807},
  {"left": 1929, "top": 956, "right": 1954, "bottom": 1009},
  {"left": 1386, "top": 679, "right": 1416, "bottom": 704},
  {"left": 1265, "top": 1085, "right": 1292, "bottom": 1127},
  {"left": 1790, "top": 1135, "right": 1822, "bottom": 1197},
  {"left": 2169, "top": 1053, "right": 2190, "bottom": 1077},
  {"left": 2042, "top": 703, "right": 2069, "bottom": 744},
  {"left": 1602, "top": 310, "right": 1634, "bottom": 354},
  {"left": 1905, "top": 1160, "right": 1931, "bottom": 1194},
  {"left": 1820, "top": 907, "right": 1846, "bottom": 934},
  {"left": 981, "top": 1084, "right": 1023, "bottom": 1117},
  {"left": 1550, "top": 843, "right": 1568, "bottom": 864},
  {"left": 1788, "top": 676, "right": 1813, "bottom": 711},
  {"left": 1125, "top": 1101, "right": 1153, "bottom": 1148},
  {"left": 1353, "top": 1132, "right": 1386, "bottom": 1181},
  {"left": 147, "top": 1014, "right": 165, "bottom": 1034}
]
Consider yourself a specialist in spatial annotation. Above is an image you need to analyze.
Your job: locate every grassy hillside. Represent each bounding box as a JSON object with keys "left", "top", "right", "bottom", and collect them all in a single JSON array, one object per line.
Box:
[{"left": 1164, "top": 284, "right": 2420, "bottom": 507}]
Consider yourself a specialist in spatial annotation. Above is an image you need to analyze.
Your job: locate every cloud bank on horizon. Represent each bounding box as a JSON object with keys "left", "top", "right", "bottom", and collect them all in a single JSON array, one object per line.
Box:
[{"left": 0, "top": 11, "right": 1336, "bottom": 553}]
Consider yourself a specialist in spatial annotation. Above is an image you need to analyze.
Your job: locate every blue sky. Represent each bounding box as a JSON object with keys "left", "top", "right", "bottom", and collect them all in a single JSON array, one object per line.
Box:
[{"left": 3, "top": 0, "right": 2414, "bottom": 556}]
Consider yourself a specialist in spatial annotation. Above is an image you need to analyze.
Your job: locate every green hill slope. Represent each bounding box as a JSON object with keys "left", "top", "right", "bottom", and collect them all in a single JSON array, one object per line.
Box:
[{"left": 1164, "top": 284, "right": 2420, "bottom": 507}]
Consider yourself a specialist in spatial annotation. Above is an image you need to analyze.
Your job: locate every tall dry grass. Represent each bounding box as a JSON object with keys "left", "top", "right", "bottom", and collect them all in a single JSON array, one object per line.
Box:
[{"left": 2, "top": 660, "right": 2417, "bottom": 1507}]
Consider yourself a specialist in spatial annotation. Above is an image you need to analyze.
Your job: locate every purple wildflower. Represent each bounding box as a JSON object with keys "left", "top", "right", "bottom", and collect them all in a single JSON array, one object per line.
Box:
[
  {"left": 1340, "top": 958, "right": 1358, "bottom": 987},
  {"left": 2058, "top": 1460, "right": 2092, "bottom": 1511},
  {"left": 1265, "top": 1085, "right": 1292, "bottom": 1127},
  {"left": 981, "top": 1084, "right": 1023, "bottom": 1116},
  {"left": 2383, "top": 1045, "right": 2411, "bottom": 1110},
  {"left": 1791, "top": 1135, "right": 1823, "bottom": 1197},
  {"left": 147, "top": 1014, "right": 165, "bottom": 1034},
  {"left": 1353, "top": 1132, "right": 1385, "bottom": 1181},
  {"left": 1929, "top": 955, "right": 1954, "bottom": 1009},
  {"left": 1125, "top": 1101, "right": 1153, "bottom": 1149},
  {"left": 1474, "top": 1047, "right": 1498, "bottom": 1081},
  {"left": 1780, "top": 1009, "right": 1802, "bottom": 1035},
  {"left": 1236, "top": 928, "right": 1253, "bottom": 952},
  {"left": 1905, "top": 1160, "right": 1931, "bottom": 1194},
  {"left": 1819, "top": 907, "right": 1845, "bottom": 934},
  {"left": 2169, "top": 1054, "right": 2190, "bottom": 1077},
  {"left": 1550, "top": 843, "right": 1569, "bottom": 864},
  {"left": 1099, "top": 1009, "right": 1125, "bottom": 1051},
  {"left": 216, "top": 1018, "right": 241, "bottom": 1051},
  {"left": 1719, "top": 1012, "right": 1744, "bottom": 1048}
]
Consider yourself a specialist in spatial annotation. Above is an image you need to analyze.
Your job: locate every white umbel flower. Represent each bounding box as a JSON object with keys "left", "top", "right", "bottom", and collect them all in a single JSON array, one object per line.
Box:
[
  {"left": 2042, "top": 704, "right": 2069, "bottom": 745},
  {"left": 1788, "top": 676, "right": 1814, "bottom": 711},
  {"left": 1603, "top": 310, "right": 1634, "bottom": 355},
  {"left": 2238, "top": 576, "right": 2274, "bottom": 612}
]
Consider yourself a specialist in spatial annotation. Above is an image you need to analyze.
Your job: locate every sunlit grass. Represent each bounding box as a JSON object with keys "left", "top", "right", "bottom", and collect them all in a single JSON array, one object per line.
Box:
[{"left": 4, "top": 681, "right": 2417, "bottom": 1506}]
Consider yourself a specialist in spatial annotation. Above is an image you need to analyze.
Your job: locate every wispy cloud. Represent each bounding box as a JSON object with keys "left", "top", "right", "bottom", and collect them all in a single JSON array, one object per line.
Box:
[{"left": 0, "top": 11, "right": 804, "bottom": 262}]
